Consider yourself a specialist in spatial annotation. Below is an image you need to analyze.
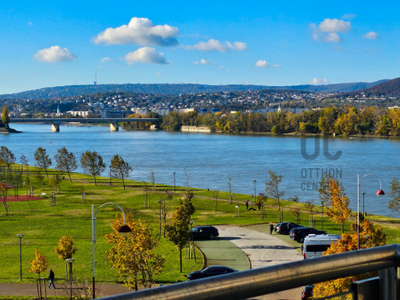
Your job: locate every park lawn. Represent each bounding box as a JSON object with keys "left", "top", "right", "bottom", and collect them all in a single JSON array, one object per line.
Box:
[{"left": 1, "top": 164, "right": 400, "bottom": 286}]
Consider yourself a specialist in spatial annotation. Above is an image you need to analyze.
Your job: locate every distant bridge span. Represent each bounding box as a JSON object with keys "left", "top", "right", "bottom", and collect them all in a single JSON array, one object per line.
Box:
[{"left": 10, "top": 118, "right": 157, "bottom": 132}]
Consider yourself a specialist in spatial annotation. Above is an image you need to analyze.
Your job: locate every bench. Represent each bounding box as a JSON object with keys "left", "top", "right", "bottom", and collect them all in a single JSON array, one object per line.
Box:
[{"left": 41, "top": 193, "right": 46, "bottom": 197}]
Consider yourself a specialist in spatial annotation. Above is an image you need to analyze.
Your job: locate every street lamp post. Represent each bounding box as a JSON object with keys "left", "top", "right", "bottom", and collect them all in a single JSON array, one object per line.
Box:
[
  {"left": 189, "top": 221, "right": 196, "bottom": 263},
  {"left": 157, "top": 200, "right": 162, "bottom": 235},
  {"left": 357, "top": 174, "right": 385, "bottom": 250},
  {"left": 66, "top": 258, "right": 75, "bottom": 300},
  {"left": 92, "top": 203, "right": 131, "bottom": 299},
  {"left": 16, "top": 234, "right": 24, "bottom": 281},
  {"left": 253, "top": 180, "right": 257, "bottom": 202},
  {"left": 173, "top": 172, "right": 176, "bottom": 195}
]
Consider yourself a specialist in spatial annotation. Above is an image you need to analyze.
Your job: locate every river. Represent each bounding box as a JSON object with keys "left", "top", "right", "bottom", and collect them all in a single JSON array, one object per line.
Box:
[{"left": 2, "top": 123, "right": 399, "bottom": 218}]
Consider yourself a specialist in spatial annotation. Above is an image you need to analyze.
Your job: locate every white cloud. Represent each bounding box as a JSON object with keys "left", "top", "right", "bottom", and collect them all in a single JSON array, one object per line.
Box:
[
  {"left": 155, "top": 72, "right": 163, "bottom": 76},
  {"left": 273, "top": 64, "right": 280, "bottom": 68},
  {"left": 34, "top": 46, "right": 77, "bottom": 63},
  {"left": 27, "top": 22, "right": 33, "bottom": 26},
  {"left": 363, "top": 31, "right": 379, "bottom": 40},
  {"left": 101, "top": 57, "right": 111, "bottom": 63},
  {"left": 310, "top": 20, "right": 346, "bottom": 43},
  {"left": 227, "top": 41, "right": 247, "bottom": 51},
  {"left": 319, "top": 18, "right": 351, "bottom": 33},
  {"left": 194, "top": 58, "right": 211, "bottom": 65},
  {"left": 94, "top": 17, "right": 180, "bottom": 47},
  {"left": 342, "top": 13, "right": 357, "bottom": 20},
  {"left": 255, "top": 60, "right": 269, "bottom": 68},
  {"left": 124, "top": 47, "right": 169, "bottom": 65},
  {"left": 309, "top": 78, "right": 329, "bottom": 85},
  {"left": 186, "top": 39, "right": 229, "bottom": 52}
]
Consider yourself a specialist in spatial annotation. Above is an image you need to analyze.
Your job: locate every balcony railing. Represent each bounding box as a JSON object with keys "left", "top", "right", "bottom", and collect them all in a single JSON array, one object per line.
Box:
[{"left": 99, "top": 244, "right": 400, "bottom": 300}]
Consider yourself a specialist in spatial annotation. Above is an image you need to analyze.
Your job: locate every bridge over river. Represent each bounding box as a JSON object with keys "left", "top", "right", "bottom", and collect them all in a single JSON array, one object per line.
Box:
[{"left": 9, "top": 118, "right": 157, "bottom": 132}]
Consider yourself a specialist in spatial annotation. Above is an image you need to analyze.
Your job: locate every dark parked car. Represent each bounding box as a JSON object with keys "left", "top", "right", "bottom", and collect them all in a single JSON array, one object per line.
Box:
[
  {"left": 190, "top": 225, "right": 219, "bottom": 240},
  {"left": 275, "top": 222, "right": 303, "bottom": 235},
  {"left": 290, "top": 227, "right": 327, "bottom": 243},
  {"left": 301, "top": 285, "right": 314, "bottom": 300},
  {"left": 187, "top": 265, "right": 238, "bottom": 280}
]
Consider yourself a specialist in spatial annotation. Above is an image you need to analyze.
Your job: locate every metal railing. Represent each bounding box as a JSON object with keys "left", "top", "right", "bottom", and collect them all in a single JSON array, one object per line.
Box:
[{"left": 99, "top": 244, "right": 400, "bottom": 300}]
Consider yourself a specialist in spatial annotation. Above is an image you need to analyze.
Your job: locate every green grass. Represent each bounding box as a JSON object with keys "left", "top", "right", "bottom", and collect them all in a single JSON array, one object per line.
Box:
[{"left": 1, "top": 165, "right": 400, "bottom": 287}]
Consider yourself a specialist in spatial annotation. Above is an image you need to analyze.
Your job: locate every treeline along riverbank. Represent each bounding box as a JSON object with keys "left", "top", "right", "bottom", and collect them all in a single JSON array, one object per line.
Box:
[{"left": 122, "top": 106, "right": 400, "bottom": 137}]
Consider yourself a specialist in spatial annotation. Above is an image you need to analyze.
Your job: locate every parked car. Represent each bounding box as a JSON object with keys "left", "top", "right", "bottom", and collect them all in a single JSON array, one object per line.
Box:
[
  {"left": 275, "top": 222, "right": 303, "bottom": 235},
  {"left": 301, "top": 285, "right": 314, "bottom": 300},
  {"left": 189, "top": 225, "right": 219, "bottom": 240},
  {"left": 303, "top": 234, "right": 342, "bottom": 259},
  {"left": 187, "top": 265, "right": 238, "bottom": 281},
  {"left": 290, "top": 227, "right": 327, "bottom": 243}
]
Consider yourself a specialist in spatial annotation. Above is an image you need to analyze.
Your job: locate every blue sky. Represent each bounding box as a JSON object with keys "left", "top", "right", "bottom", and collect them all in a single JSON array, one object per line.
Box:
[{"left": 0, "top": 0, "right": 399, "bottom": 94}]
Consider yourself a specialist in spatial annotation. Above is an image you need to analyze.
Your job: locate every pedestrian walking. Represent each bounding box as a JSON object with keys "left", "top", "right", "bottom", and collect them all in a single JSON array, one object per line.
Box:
[
  {"left": 257, "top": 200, "right": 261, "bottom": 211},
  {"left": 245, "top": 200, "right": 249, "bottom": 210},
  {"left": 269, "top": 223, "right": 274, "bottom": 234},
  {"left": 48, "top": 269, "right": 55, "bottom": 289}
]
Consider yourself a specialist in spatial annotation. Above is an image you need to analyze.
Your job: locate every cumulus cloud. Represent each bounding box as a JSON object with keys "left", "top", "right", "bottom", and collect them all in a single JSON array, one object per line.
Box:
[
  {"left": 255, "top": 60, "right": 269, "bottom": 68},
  {"left": 309, "top": 78, "right": 329, "bottom": 85},
  {"left": 34, "top": 46, "right": 77, "bottom": 63},
  {"left": 342, "top": 13, "right": 357, "bottom": 20},
  {"left": 227, "top": 41, "right": 247, "bottom": 51},
  {"left": 273, "top": 64, "right": 280, "bottom": 68},
  {"left": 319, "top": 18, "right": 351, "bottom": 33},
  {"left": 363, "top": 31, "right": 379, "bottom": 40},
  {"left": 94, "top": 17, "right": 180, "bottom": 47},
  {"left": 194, "top": 58, "right": 211, "bottom": 65},
  {"left": 186, "top": 39, "right": 228, "bottom": 52},
  {"left": 310, "top": 18, "right": 351, "bottom": 43},
  {"left": 124, "top": 47, "right": 169, "bottom": 65},
  {"left": 101, "top": 57, "right": 111, "bottom": 63}
]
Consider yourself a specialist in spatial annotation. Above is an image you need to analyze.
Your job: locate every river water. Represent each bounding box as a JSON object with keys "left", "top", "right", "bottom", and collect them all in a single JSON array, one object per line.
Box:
[{"left": 2, "top": 123, "right": 399, "bottom": 218}]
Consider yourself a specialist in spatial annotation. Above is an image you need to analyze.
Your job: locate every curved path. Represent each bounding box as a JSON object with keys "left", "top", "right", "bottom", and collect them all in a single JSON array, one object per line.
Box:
[{"left": 195, "top": 225, "right": 304, "bottom": 300}]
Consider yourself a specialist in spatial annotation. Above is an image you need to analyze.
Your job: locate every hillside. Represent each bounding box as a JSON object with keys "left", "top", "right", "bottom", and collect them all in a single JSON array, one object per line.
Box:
[
  {"left": 361, "top": 77, "right": 400, "bottom": 95},
  {"left": 0, "top": 80, "right": 388, "bottom": 100}
]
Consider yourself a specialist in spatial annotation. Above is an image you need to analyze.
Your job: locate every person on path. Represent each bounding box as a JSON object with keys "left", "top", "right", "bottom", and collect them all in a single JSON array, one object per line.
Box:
[
  {"left": 245, "top": 200, "right": 249, "bottom": 210},
  {"left": 257, "top": 201, "right": 261, "bottom": 211},
  {"left": 269, "top": 223, "right": 274, "bottom": 234},
  {"left": 48, "top": 269, "right": 55, "bottom": 289}
]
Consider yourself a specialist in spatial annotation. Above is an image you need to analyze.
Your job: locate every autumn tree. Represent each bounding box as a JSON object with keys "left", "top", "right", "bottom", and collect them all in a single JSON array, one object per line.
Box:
[
  {"left": 34, "top": 147, "right": 52, "bottom": 178},
  {"left": 313, "top": 220, "right": 386, "bottom": 298},
  {"left": 165, "top": 191, "right": 195, "bottom": 272},
  {"left": 54, "top": 235, "right": 78, "bottom": 279},
  {"left": 29, "top": 248, "right": 49, "bottom": 278},
  {"left": 318, "top": 176, "right": 331, "bottom": 230},
  {"left": 0, "top": 146, "right": 15, "bottom": 173},
  {"left": 388, "top": 177, "right": 400, "bottom": 213},
  {"left": 48, "top": 174, "right": 61, "bottom": 192},
  {"left": 325, "top": 177, "right": 351, "bottom": 233},
  {"left": 20, "top": 154, "right": 28, "bottom": 173},
  {"left": 105, "top": 213, "right": 164, "bottom": 290},
  {"left": 110, "top": 154, "right": 132, "bottom": 190},
  {"left": 290, "top": 203, "right": 302, "bottom": 224},
  {"left": 265, "top": 170, "right": 285, "bottom": 213},
  {"left": 80, "top": 150, "right": 106, "bottom": 185},
  {"left": 54, "top": 147, "right": 77, "bottom": 182},
  {"left": 2, "top": 105, "right": 10, "bottom": 128}
]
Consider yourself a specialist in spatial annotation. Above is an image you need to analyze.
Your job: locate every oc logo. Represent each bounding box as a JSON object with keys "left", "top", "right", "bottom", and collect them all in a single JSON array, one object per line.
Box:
[{"left": 301, "top": 138, "right": 342, "bottom": 161}]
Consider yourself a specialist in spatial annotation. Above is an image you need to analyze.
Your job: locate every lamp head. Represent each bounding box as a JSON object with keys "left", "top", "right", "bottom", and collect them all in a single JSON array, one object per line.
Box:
[
  {"left": 66, "top": 258, "right": 75, "bottom": 264},
  {"left": 376, "top": 189, "right": 385, "bottom": 196},
  {"left": 118, "top": 224, "right": 132, "bottom": 236},
  {"left": 16, "top": 234, "right": 24, "bottom": 238},
  {"left": 190, "top": 221, "right": 194, "bottom": 224}
]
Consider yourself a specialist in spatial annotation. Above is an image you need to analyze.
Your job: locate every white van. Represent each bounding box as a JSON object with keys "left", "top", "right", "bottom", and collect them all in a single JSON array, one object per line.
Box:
[{"left": 303, "top": 234, "right": 341, "bottom": 259}]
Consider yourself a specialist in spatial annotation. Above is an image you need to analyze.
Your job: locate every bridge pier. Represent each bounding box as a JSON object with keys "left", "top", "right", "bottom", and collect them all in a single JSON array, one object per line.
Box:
[
  {"left": 51, "top": 123, "right": 60, "bottom": 132},
  {"left": 110, "top": 122, "right": 119, "bottom": 132}
]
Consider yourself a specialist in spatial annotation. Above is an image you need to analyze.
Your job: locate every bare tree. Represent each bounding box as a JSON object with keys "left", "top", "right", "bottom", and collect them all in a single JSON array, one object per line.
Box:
[
  {"left": 265, "top": 170, "right": 285, "bottom": 212},
  {"left": 54, "top": 147, "right": 77, "bottom": 182},
  {"left": 110, "top": 154, "right": 132, "bottom": 190},
  {"left": 211, "top": 191, "right": 219, "bottom": 214},
  {"left": 80, "top": 150, "right": 106, "bottom": 185},
  {"left": 184, "top": 167, "right": 191, "bottom": 190},
  {"left": 228, "top": 175, "right": 233, "bottom": 204},
  {"left": 34, "top": 147, "right": 52, "bottom": 178},
  {"left": 148, "top": 169, "right": 155, "bottom": 191}
]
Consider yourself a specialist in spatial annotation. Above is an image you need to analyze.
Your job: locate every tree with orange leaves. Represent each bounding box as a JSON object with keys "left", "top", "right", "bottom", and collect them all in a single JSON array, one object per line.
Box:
[
  {"left": 105, "top": 213, "right": 164, "bottom": 291},
  {"left": 312, "top": 220, "right": 386, "bottom": 299},
  {"left": 325, "top": 177, "right": 351, "bottom": 233},
  {"left": 29, "top": 248, "right": 49, "bottom": 279}
]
